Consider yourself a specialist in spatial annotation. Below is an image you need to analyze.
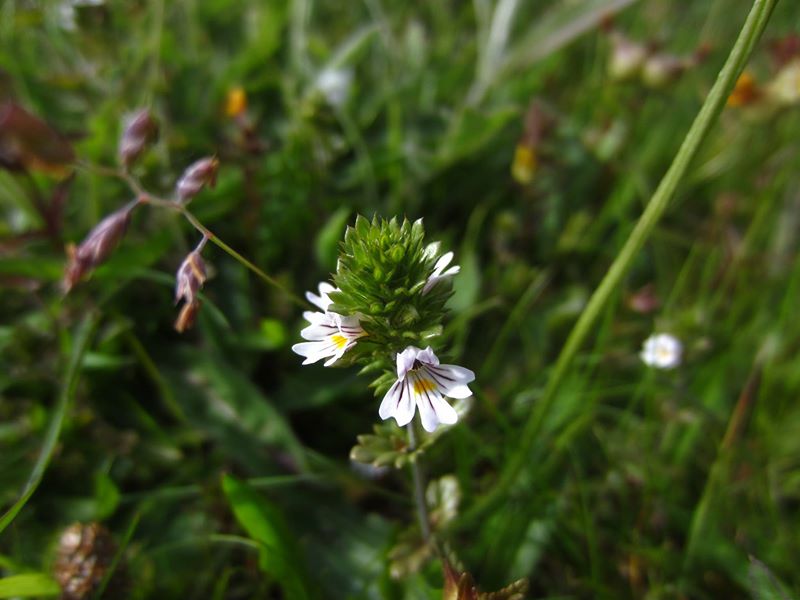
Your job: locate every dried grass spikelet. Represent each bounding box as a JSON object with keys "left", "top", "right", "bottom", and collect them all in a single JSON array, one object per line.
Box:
[
  {"left": 176, "top": 157, "right": 219, "bottom": 203},
  {"left": 174, "top": 242, "right": 208, "bottom": 332},
  {"left": 63, "top": 201, "right": 137, "bottom": 293},
  {"left": 174, "top": 300, "right": 201, "bottom": 333},
  {"left": 53, "top": 522, "right": 126, "bottom": 600},
  {"left": 118, "top": 109, "right": 158, "bottom": 168}
]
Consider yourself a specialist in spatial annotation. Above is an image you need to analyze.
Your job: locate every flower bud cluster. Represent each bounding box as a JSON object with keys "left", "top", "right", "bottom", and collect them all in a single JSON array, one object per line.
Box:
[{"left": 330, "top": 216, "right": 452, "bottom": 353}]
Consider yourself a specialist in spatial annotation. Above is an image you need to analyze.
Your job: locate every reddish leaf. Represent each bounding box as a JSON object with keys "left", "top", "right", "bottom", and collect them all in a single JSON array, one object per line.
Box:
[{"left": 0, "top": 103, "right": 75, "bottom": 176}]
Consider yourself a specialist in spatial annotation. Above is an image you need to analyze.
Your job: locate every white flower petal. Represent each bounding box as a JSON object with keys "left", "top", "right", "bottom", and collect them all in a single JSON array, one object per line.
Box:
[
  {"left": 306, "top": 282, "right": 337, "bottom": 311},
  {"left": 380, "top": 379, "right": 415, "bottom": 426},
  {"left": 302, "top": 310, "right": 329, "bottom": 325},
  {"left": 433, "top": 252, "right": 454, "bottom": 274},
  {"left": 300, "top": 322, "right": 338, "bottom": 341},
  {"left": 442, "top": 383, "right": 473, "bottom": 399},
  {"left": 396, "top": 346, "right": 420, "bottom": 379},
  {"left": 291, "top": 341, "right": 328, "bottom": 364},
  {"left": 378, "top": 380, "right": 401, "bottom": 420},
  {"left": 441, "top": 265, "right": 460, "bottom": 278},
  {"left": 417, "top": 346, "right": 439, "bottom": 367},
  {"left": 416, "top": 391, "right": 440, "bottom": 432},
  {"left": 430, "top": 394, "right": 458, "bottom": 426},
  {"left": 435, "top": 364, "right": 475, "bottom": 384}
]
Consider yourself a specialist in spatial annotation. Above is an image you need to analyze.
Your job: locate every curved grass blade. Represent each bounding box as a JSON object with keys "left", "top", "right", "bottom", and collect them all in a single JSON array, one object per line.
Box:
[
  {"left": 0, "top": 315, "right": 97, "bottom": 535},
  {"left": 461, "top": 0, "right": 780, "bottom": 526}
]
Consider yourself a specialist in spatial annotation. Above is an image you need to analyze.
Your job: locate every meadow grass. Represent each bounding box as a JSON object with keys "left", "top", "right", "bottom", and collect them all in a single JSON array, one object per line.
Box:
[{"left": 1, "top": 0, "right": 799, "bottom": 598}]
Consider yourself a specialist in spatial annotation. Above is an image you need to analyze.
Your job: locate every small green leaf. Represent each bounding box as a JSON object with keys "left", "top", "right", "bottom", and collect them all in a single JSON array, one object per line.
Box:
[
  {"left": 222, "top": 475, "right": 311, "bottom": 599},
  {"left": 0, "top": 574, "right": 60, "bottom": 598},
  {"left": 93, "top": 472, "right": 120, "bottom": 520},
  {"left": 747, "top": 557, "right": 792, "bottom": 600},
  {"left": 315, "top": 207, "right": 350, "bottom": 270}
]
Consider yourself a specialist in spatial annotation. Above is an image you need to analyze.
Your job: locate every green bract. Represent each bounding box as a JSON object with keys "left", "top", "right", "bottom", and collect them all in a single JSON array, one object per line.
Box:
[{"left": 330, "top": 215, "right": 453, "bottom": 385}]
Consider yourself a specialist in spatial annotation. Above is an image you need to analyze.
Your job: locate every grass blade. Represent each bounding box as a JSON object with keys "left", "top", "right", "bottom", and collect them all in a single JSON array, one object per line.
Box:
[{"left": 0, "top": 315, "right": 97, "bottom": 535}]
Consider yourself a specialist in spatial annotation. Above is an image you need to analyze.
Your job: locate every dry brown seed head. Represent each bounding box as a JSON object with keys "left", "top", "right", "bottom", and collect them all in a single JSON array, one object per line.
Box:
[
  {"left": 53, "top": 523, "right": 117, "bottom": 600},
  {"left": 118, "top": 109, "right": 158, "bottom": 168},
  {"left": 176, "top": 157, "right": 219, "bottom": 203},
  {"left": 174, "top": 300, "right": 201, "bottom": 333},
  {"left": 63, "top": 204, "right": 134, "bottom": 293},
  {"left": 175, "top": 250, "right": 207, "bottom": 305}
]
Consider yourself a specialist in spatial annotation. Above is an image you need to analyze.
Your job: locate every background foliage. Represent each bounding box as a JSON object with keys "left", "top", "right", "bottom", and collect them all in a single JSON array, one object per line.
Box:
[{"left": 1, "top": 0, "right": 799, "bottom": 598}]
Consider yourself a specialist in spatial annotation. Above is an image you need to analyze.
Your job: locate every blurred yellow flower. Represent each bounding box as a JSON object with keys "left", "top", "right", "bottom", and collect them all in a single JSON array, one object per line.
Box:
[
  {"left": 511, "top": 143, "right": 537, "bottom": 185},
  {"left": 225, "top": 86, "right": 247, "bottom": 118},
  {"left": 727, "top": 72, "right": 760, "bottom": 107}
]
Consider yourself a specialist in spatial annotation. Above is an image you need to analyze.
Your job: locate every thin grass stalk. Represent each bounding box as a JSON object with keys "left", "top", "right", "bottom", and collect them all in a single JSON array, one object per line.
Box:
[{"left": 463, "top": 0, "right": 779, "bottom": 524}]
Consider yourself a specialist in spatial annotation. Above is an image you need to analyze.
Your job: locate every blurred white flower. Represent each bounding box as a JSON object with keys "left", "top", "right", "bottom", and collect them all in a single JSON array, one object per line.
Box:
[
  {"left": 379, "top": 346, "right": 474, "bottom": 432},
  {"left": 608, "top": 32, "right": 647, "bottom": 81},
  {"left": 640, "top": 333, "right": 682, "bottom": 369},
  {"left": 315, "top": 68, "right": 353, "bottom": 108},
  {"left": 767, "top": 58, "right": 800, "bottom": 106},
  {"left": 58, "top": 0, "right": 105, "bottom": 31},
  {"left": 292, "top": 282, "right": 365, "bottom": 366},
  {"left": 422, "top": 251, "right": 460, "bottom": 294}
]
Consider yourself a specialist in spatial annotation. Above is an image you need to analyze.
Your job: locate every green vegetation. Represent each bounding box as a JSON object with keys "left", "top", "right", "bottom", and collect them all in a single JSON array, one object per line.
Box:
[{"left": 1, "top": 0, "right": 799, "bottom": 598}]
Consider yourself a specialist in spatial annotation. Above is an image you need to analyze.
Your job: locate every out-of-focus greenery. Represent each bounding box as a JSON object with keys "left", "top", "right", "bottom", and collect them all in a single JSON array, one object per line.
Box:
[{"left": 1, "top": 0, "right": 799, "bottom": 598}]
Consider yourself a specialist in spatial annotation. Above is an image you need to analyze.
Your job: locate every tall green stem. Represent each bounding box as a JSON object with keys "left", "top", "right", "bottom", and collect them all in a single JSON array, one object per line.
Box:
[
  {"left": 407, "top": 423, "right": 431, "bottom": 542},
  {"left": 464, "top": 0, "right": 778, "bottom": 523}
]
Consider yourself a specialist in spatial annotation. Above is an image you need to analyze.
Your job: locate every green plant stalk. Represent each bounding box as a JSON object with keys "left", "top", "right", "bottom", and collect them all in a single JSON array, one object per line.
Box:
[
  {"left": 78, "top": 162, "right": 308, "bottom": 309},
  {"left": 407, "top": 423, "right": 432, "bottom": 542},
  {"left": 463, "top": 0, "right": 779, "bottom": 524},
  {"left": 177, "top": 206, "right": 306, "bottom": 308},
  {"left": 0, "top": 315, "right": 97, "bottom": 535}
]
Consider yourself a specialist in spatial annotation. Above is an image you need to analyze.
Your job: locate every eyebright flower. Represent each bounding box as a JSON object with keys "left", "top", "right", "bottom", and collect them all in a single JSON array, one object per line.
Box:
[
  {"left": 640, "top": 333, "right": 682, "bottom": 369},
  {"left": 379, "top": 346, "right": 474, "bottom": 432},
  {"left": 292, "top": 282, "right": 365, "bottom": 366},
  {"left": 423, "top": 252, "right": 460, "bottom": 295}
]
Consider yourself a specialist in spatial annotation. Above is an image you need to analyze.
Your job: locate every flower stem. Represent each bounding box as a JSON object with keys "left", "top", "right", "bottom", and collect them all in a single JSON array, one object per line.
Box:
[
  {"left": 176, "top": 206, "right": 306, "bottom": 308},
  {"left": 462, "top": 0, "right": 779, "bottom": 525},
  {"left": 407, "top": 423, "right": 431, "bottom": 542},
  {"left": 76, "top": 161, "right": 307, "bottom": 308}
]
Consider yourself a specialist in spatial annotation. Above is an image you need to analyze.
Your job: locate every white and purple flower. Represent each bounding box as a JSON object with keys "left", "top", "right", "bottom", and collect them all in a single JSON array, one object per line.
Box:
[
  {"left": 379, "top": 346, "right": 474, "bottom": 432},
  {"left": 292, "top": 282, "right": 365, "bottom": 366}
]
